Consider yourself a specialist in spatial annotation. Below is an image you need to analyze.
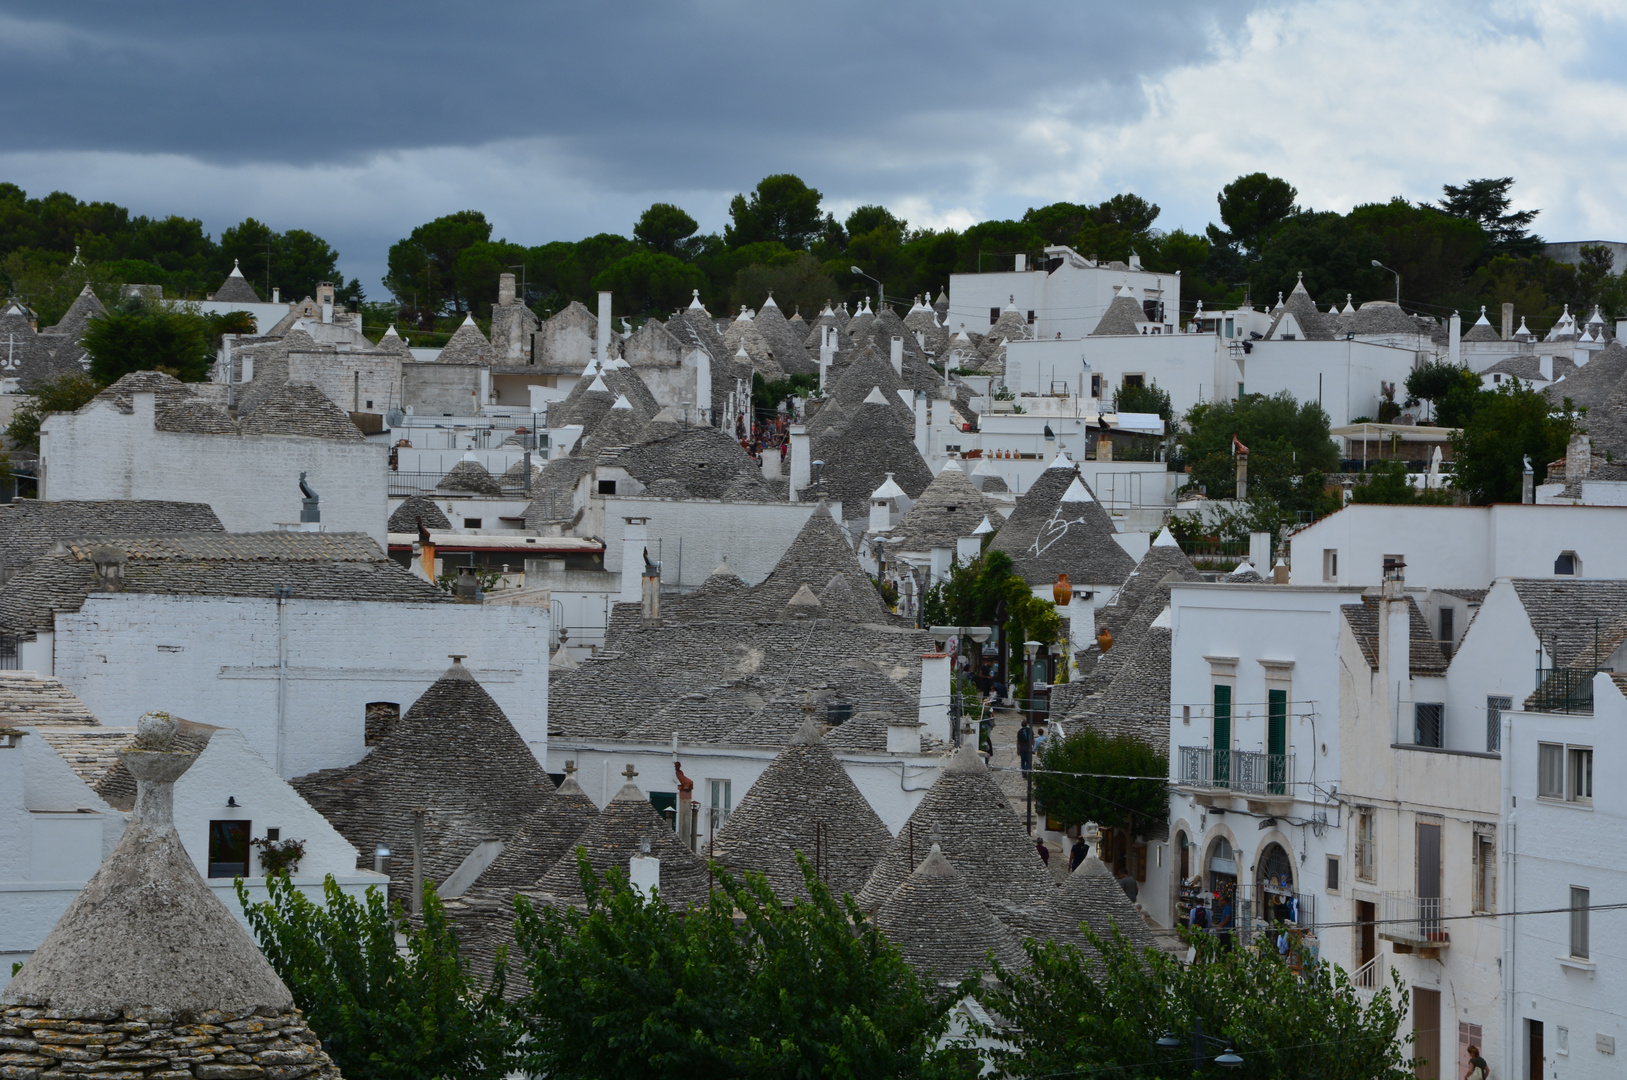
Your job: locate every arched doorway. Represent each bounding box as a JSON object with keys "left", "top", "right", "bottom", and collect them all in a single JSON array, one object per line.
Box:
[{"left": 1255, "top": 841, "right": 1297, "bottom": 924}]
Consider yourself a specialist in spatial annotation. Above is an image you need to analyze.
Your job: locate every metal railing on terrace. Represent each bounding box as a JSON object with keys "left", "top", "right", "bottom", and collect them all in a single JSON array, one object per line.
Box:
[
  {"left": 1532, "top": 668, "right": 1594, "bottom": 714},
  {"left": 1379, "top": 892, "right": 1448, "bottom": 947},
  {"left": 1177, "top": 746, "right": 1294, "bottom": 796}
]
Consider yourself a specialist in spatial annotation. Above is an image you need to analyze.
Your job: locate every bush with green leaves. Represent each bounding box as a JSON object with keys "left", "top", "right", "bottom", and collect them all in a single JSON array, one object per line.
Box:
[
  {"left": 81, "top": 298, "right": 214, "bottom": 383},
  {"left": 1349, "top": 459, "right": 1455, "bottom": 506},
  {"left": 4, "top": 371, "right": 104, "bottom": 453},
  {"left": 1449, "top": 379, "right": 1579, "bottom": 504},
  {"left": 1033, "top": 729, "right": 1168, "bottom": 839},
  {"left": 1113, "top": 379, "right": 1174, "bottom": 423},
  {"left": 978, "top": 926, "right": 1414, "bottom": 1080},
  {"left": 238, "top": 875, "right": 515, "bottom": 1080},
  {"left": 512, "top": 853, "right": 967, "bottom": 1080}
]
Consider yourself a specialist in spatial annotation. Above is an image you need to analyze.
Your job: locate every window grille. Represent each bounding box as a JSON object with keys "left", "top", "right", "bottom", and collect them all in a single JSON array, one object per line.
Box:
[
  {"left": 1485, "top": 696, "right": 1510, "bottom": 753},
  {"left": 1414, "top": 703, "right": 1444, "bottom": 748}
]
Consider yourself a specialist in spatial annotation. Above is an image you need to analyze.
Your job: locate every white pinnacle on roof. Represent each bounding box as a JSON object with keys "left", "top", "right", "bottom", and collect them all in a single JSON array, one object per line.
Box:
[
  {"left": 761, "top": 291, "right": 779, "bottom": 310},
  {"left": 735, "top": 343, "right": 750, "bottom": 360},
  {"left": 1327, "top": 302, "right": 1340, "bottom": 315},
  {"left": 1059, "top": 477, "right": 1094, "bottom": 503},
  {"left": 863, "top": 385, "right": 889, "bottom": 405},
  {"left": 1588, "top": 304, "right": 1606, "bottom": 325},
  {"left": 383, "top": 324, "right": 401, "bottom": 339},
  {"left": 938, "top": 458, "right": 964, "bottom": 474},
  {"left": 972, "top": 514, "right": 994, "bottom": 535},
  {"left": 461, "top": 450, "right": 479, "bottom": 462},
  {"left": 871, "top": 471, "right": 908, "bottom": 499},
  {"left": 860, "top": 297, "right": 872, "bottom": 315},
  {"left": 611, "top": 393, "right": 633, "bottom": 410},
  {"left": 229, "top": 259, "right": 245, "bottom": 277},
  {"left": 1343, "top": 293, "right": 1356, "bottom": 315},
  {"left": 1473, "top": 305, "right": 1492, "bottom": 327},
  {"left": 587, "top": 374, "right": 610, "bottom": 393},
  {"left": 1004, "top": 294, "right": 1019, "bottom": 312},
  {"left": 1515, "top": 316, "right": 1533, "bottom": 338},
  {"left": 689, "top": 289, "right": 705, "bottom": 310},
  {"left": 819, "top": 301, "right": 834, "bottom": 316},
  {"left": 1150, "top": 604, "right": 1173, "bottom": 629},
  {"left": 1227, "top": 560, "right": 1257, "bottom": 578},
  {"left": 461, "top": 313, "right": 476, "bottom": 326},
  {"left": 970, "top": 457, "right": 1000, "bottom": 477},
  {"left": 736, "top": 304, "right": 754, "bottom": 321},
  {"left": 581, "top": 357, "right": 602, "bottom": 377},
  {"left": 1152, "top": 526, "right": 1178, "bottom": 547},
  {"left": 1045, "top": 448, "right": 1074, "bottom": 470}
]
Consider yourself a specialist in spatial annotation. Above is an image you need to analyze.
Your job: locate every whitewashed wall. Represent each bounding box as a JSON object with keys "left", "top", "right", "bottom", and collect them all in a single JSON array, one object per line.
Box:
[{"left": 602, "top": 496, "right": 818, "bottom": 588}]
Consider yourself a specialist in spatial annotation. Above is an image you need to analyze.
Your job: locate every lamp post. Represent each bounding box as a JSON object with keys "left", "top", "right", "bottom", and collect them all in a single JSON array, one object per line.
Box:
[
  {"left": 929, "top": 625, "right": 995, "bottom": 745},
  {"left": 1156, "top": 1018, "right": 1243, "bottom": 1073},
  {"left": 851, "top": 266, "right": 886, "bottom": 312},
  {"left": 1023, "top": 639, "right": 1042, "bottom": 832},
  {"left": 1371, "top": 259, "right": 1400, "bottom": 306}
]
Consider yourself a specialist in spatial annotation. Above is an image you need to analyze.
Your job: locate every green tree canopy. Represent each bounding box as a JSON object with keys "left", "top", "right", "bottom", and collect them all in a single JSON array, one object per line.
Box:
[
  {"left": 1440, "top": 176, "right": 1542, "bottom": 257},
  {"left": 1033, "top": 729, "right": 1168, "bottom": 839},
  {"left": 3, "top": 371, "right": 103, "bottom": 453},
  {"left": 1213, "top": 173, "right": 1299, "bottom": 257},
  {"left": 592, "top": 251, "right": 708, "bottom": 317},
  {"left": 1449, "top": 379, "right": 1578, "bottom": 504},
  {"left": 979, "top": 928, "right": 1414, "bottom": 1080},
  {"left": 239, "top": 875, "right": 515, "bottom": 1080},
  {"left": 512, "top": 854, "right": 963, "bottom": 1079},
  {"left": 1113, "top": 378, "right": 1173, "bottom": 423},
  {"left": 1405, "top": 361, "right": 1483, "bottom": 426},
  {"left": 1349, "top": 460, "right": 1454, "bottom": 506},
  {"left": 730, "top": 250, "right": 839, "bottom": 320},
  {"left": 81, "top": 298, "right": 213, "bottom": 383},
  {"left": 725, "top": 174, "right": 826, "bottom": 250},
  {"left": 384, "top": 210, "right": 493, "bottom": 322},
  {"left": 1180, "top": 391, "right": 1339, "bottom": 505},
  {"left": 220, "top": 219, "right": 359, "bottom": 305},
  {"left": 634, "top": 202, "right": 700, "bottom": 255}
]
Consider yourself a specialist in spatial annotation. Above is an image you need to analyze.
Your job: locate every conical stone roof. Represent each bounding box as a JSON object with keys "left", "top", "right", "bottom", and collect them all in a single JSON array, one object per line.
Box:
[
  {"left": 438, "top": 457, "right": 502, "bottom": 496},
  {"left": 534, "top": 776, "right": 711, "bottom": 908},
  {"left": 51, "top": 283, "right": 108, "bottom": 339},
  {"left": 1266, "top": 275, "right": 1336, "bottom": 341},
  {"left": 804, "top": 401, "right": 933, "bottom": 516},
  {"left": 989, "top": 461, "right": 1134, "bottom": 586},
  {"left": 1048, "top": 855, "right": 1157, "bottom": 953},
  {"left": 873, "top": 844, "right": 1028, "bottom": 982},
  {"left": 880, "top": 461, "right": 1004, "bottom": 551},
  {"left": 389, "top": 493, "right": 452, "bottom": 532},
  {"left": 857, "top": 745, "right": 1056, "bottom": 935},
  {"left": 1462, "top": 306, "right": 1501, "bottom": 343},
  {"left": 1090, "top": 289, "right": 1147, "bottom": 336},
  {"left": 212, "top": 260, "right": 263, "bottom": 304},
  {"left": 1094, "top": 532, "right": 1200, "bottom": 648},
  {"left": 755, "top": 507, "right": 886, "bottom": 619},
  {"left": 710, "top": 719, "right": 891, "bottom": 899},
  {"left": 437, "top": 315, "right": 493, "bottom": 364}
]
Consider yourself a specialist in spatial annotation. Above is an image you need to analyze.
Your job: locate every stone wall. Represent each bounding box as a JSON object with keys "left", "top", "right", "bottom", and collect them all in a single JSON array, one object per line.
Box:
[{"left": 0, "top": 1005, "right": 342, "bottom": 1079}]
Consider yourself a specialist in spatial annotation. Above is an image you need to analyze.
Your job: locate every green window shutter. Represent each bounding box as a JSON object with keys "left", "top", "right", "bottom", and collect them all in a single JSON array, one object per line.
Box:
[
  {"left": 1213, "top": 684, "right": 1232, "bottom": 786},
  {"left": 1268, "top": 688, "right": 1288, "bottom": 795}
]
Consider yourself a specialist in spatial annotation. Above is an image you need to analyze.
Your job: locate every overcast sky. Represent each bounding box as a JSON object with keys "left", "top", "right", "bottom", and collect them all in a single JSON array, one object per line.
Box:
[{"left": 3, "top": 0, "right": 1625, "bottom": 295}]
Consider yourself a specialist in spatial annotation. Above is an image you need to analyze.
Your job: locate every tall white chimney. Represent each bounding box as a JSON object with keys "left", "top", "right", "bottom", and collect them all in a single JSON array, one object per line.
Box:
[
  {"left": 597, "top": 291, "right": 612, "bottom": 362},
  {"left": 918, "top": 652, "right": 952, "bottom": 743},
  {"left": 789, "top": 424, "right": 810, "bottom": 500},
  {"left": 620, "top": 516, "right": 648, "bottom": 602},
  {"left": 498, "top": 272, "right": 516, "bottom": 307},
  {"left": 914, "top": 392, "right": 928, "bottom": 457},
  {"left": 1014, "top": 253, "right": 1027, "bottom": 272},
  {"left": 1448, "top": 311, "right": 1461, "bottom": 366},
  {"left": 1377, "top": 557, "right": 1410, "bottom": 740},
  {"left": 890, "top": 335, "right": 904, "bottom": 377},
  {"left": 819, "top": 327, "right": 835, "bottom": 392}
]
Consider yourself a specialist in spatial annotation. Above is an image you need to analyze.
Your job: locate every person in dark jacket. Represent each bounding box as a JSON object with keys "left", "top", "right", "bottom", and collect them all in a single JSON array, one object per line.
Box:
[{"left": 1069, "top": 838, "right": 1088, "bottom": 871}]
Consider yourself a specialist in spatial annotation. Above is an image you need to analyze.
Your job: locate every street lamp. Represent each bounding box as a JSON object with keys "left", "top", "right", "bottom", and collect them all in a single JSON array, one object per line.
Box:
[
  {"left": 1023, "top": 639, "right": 1042, "bottom": 832},
  {"left": 1371, "top": 259, "right": 1400, "bottom": 306},
  {"left": 1156, "top": 1018, "right": 1243, "bottom": 1071},
  {"left": 851, "top": 266, "right": 886, "bottom": 312}
]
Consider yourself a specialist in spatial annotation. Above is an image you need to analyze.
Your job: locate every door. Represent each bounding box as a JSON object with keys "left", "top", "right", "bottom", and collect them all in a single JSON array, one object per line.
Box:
[
  {"left": 1267, "top": 688, "right": 1288, "bottom": 794},
  {"left": 1358, "top": 900, "right": 1377, "bottom": 967},
  {"left": 1213, "top": 685, "right": 1232, "bottom": 787},
  {"left": 1417, "top": 822, "right": 1442, "bottom": 938},
  {"left": 1414, "top": 988, "right": 1441, "bottom": 1080},
  {"left": 1528, "top": 1020, "right": 1543, "bottom": 1080}
]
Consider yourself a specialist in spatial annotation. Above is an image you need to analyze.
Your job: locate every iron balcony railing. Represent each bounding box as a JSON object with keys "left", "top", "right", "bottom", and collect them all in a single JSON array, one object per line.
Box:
[
  {"left": 1379, "top": 892, "right": 1449, "bottom": 947},
  {"left": 1178, "top": 747, "right": 1292, "bottom": 796},
  {"left": 1532, "top": 668, "right": 1594, "bottom": 714}
]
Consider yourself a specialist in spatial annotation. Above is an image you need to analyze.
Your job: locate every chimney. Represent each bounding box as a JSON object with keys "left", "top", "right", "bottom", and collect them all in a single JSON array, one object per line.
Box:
[
  {"left": 918, "top": 652, "right": 952, "bottom": 743},
  {"left": 890, "top": 335, "right": 904, "bottom": 377},
  {"left": 89, "top": 545, "right": 127, "bottom": 592},
  {"left": 1539, "top": 354, "right": 1553, "bottom": 381},
  {"left": 1448, "top": 311, "right": 1461, "bottom": 366},
  {"left": 956, "top": 532, "right": 982, "bottom": 564},
  {"left": 1233, "top": 436, "right": 1249, "bottom": 500},
  {"left": 317, "top": 282, "right": 334, "bottom": 323},
  {"left": 272, "top": 287, "right": 280, "bottom": 303},
  {"left": 597, "top": 291, "right": 612, "bottom": 362},
  {"left": 788, "top": 424, "right": 810, "bottom": 499},
  {"left": 641, "top": 555, "right": 661, "bottom": 626},
  {"left": 1129, "top": 252, "right": 1142, "bottom": 270},
  {"left": 761, "top": 445, "right": 782, "bottom": 481},
  {"left": 1377, "top": 558, "right": 1410, "bottom": 729},
  {"left": 455, "top": 565, "right": 481, "bottom": 601},
  {"left": 298, "top": 471, "right": 320, "bottom": 525},
  {"left": 628, "top": 840, "right": 660, "bottom": 900},
  {"left": 914, "top": 392, "right": 928, "bottom": 458},
  {"left": 929, "top": 545, "right": 952, "bottom": 586},
  {"left": 1501, "top": 302, "right": 1515, "bottom": 341},
  {"left": 620, "top": 517, "right": 648, "bottom": 602},
  {"left": 1523, "top": 456, "right": 1535, "bottom": 503},
  {"left": 498, "top": 272, "right": 516, "bottom": 307},
  {"left": 1014, "top": 253, "right": 1027, "bottom": 272},
  {"left": 1248, "top": 532, "right": 1271, "bottom": 572},
  {"left": 818, "top": 328, "right": 835, "bottom": 392},
  {"left": 1566, "top": 433, "right": 1592, "bottom": 485},
  {"left": 1272, "top": 557, "right": 1289, "bottom": 584},
  {"left": 886, "top": 718, "right": 922, "bottom": 755}
]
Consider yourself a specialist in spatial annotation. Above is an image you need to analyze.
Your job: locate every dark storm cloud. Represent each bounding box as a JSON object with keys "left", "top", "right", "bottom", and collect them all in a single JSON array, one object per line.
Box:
[{"left": 0, "top": 0, "right": 1256, "bottom": 194}]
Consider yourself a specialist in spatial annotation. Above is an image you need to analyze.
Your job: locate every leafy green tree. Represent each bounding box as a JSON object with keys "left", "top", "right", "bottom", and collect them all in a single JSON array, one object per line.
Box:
[
  {"left": 978, "top": 928, "right": 1414, "bottom": 1080},
  {"left": 1113, "top": 379, "right": 1173, "bottom": 423},
  {"left": 1440, "top": 177, "right": 1542, "bottom": 258},
  {"left": 1180, "top": 391, "right": 1339, "bottom": 505},
  {"left": 453, "top": 239, "right": 531, "bottom": 319},
  {"left": 1249, "top": 210, "right": 1388, "bottom": 309},
  {"left": 1211, "top": 173, "right": 1299, "bottom": 258},
  {"left": 1574, "top": 244, "right": 1627, "bottom": 320},
  {"left": 593, "top": 251, "right": 708, "bottom": 317},
  {"left": 1350, "top": 460, "right": 1454, "bottom": 506},
  {"left": 725, "top": 174, "right": 826, "bottom": 250},
  {"left": 1033, "top": 730, "right": 1168, "bottom": 839},
  {"left": 512, "top": 854, "right": 963, "bottom": 1080},
  {"left": 1405, "top": 361, "right": 1482, "bottom": 426},
  {"left": 81, "top": 298, "right": 213, "bottom": 383},
  {"left": 918, "top": 549, "right": 1061, "bottom": 688},
  {"left": 3, "top": 371, "right": 103, "bottom": 452},
  {"left": 385, "top": 210, "right": 493, "bottom": 322},
  {"left": 1449, "top": 379, "right": 1578, "bottom": 504},
  {"left": 956, "top": 219, "right": 1044, "bottom": 275},
  {"left": 238, "top": 875, "right": 515, "bottom": 1080},
  {"left": 220, "top": 219, "right": 356, "bottom": 305},
  {"left": 731, "top": 250, "right": 840, "bottom": 319},
  {"left": 634, "top": 202, "right": 700, "bottom": 256}
]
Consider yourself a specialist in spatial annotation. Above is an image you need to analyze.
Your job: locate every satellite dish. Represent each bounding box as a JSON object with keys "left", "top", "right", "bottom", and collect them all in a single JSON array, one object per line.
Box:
[{"left": 385, "top": 409, "right": 405, "bottom": 428}]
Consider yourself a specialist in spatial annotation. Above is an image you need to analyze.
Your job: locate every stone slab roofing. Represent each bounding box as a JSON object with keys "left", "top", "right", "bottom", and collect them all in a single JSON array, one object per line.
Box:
[
  {"left": 803, "top": 401, "right": 934, "bottom": 515},
  {"left": 0, "top": 531, "right": 449, "bottom": 635},
  {"left": 532, "top": 778, "right": 712, "bottom": 908},
  {"left": 710, "top": 720, "right": 891, "bottom": 900},
  {"left": 388, "top": 494, "right": 453, "bottom": 532},
  {"left": 877, "top": 461, "right": 1005, "bottom": 553},
  {"left": 0, "top": 498, "right": 222, "bottom": 569},
  {"left": 437, "top": 316, "right": 494, "bottom": 364},
  {"left": 89, "top": 370, "right": 237, "bottom": 434},
  {"left": 874, "top": 845, "right": 1028, "bottom": 982},
  {"left": 1510, "top": 579, "right": 1627, "bottom": 669},
  {"left": 1094, "top": 536, "right": 1201, "bottom": 651},
  {"left": 439, "top": 457, "right": 503, "bottom": 496},
  {"left": 292, "top": 660, "right": 562, "bottom": 908},
  {"left": 1048, "top": 856, "right": 1158, "bottom": 954},
  {"left": 1342, "top": 596, "right": 1449, "bottom": 676},
  {"left": 211, "top": 263, "right": 263, "bottom": 304},
  {"left": 989, "top": 460, "right": 1134, "bottom": 587},
  {"left": 239, "top": 382, "right": 364, "bottom": 440},
  {"left": 857, "top": 745, "right": 1057, "bottom": 936},
  {"left": 0, "top": 671, "right": 101, "bottom": 728},
  {"left": 1090, "top": 291, "right": 1147, "bottom": 336},
  {"left": 604, "top": 424, "right": 777, "bottom": 501}
]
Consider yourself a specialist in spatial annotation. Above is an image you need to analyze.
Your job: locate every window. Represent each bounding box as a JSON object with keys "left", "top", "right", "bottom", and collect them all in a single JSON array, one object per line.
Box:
[
  {"left": 208, "top": 820, "right": 251, "bottom": 878},
  {"left": 1182, "top": 705, "right": 1191, "bottom": 725},
  {"left": 1538, "top": 742, "right": 1564, "bottom": 799},
  {"left": 1414, "top": 703, "right": 1444, "bottom": 748},
  {"left": 1439, "top": 606, "right": 1454, "bottom": 645},
  {"left": 708, "top": 779, "right": 732, "bottom": 833},
  {"left": 1486, "top": 696, "right": 1510, "bottom": 753},
  {"left": 1267, "top": 688, "right": 1288, "bottom": 794},
  {"left": 1090, "top": 374, "right": 1103, "bottom": 398},
  {"left": 1026, "top": 310, "right": 1036, "bottom": 324},
  {"left": 1567, "top": 747, "right": 1593, "bottom": 803},
  {"left": 1473, "top": 830, "right": 1496, "bottom": 913},
  {"left": 1123, "top": 373, "right": 1145, "bottom": 389},
  {"left": 463, "top": 518, "right": 482, "bottom": 529},
  {"left": 1326, "top": 855, "right": 1340, "bottom": 892},
  {"left": 597, "top": 479, "right": 617, "bottom": 495},
  {"left": 1570, "top": 886, "right": 1590, "bottom": 959},
  {"left": 989, "top": 307, "right": 1000, "bottom": 326},
  {"left": 1224, "top": 317, "right": 1234, "bottom": 338},
  {"left": 365, "top": 399, "right": 373, "bottom": 409},
  {"left": 1356, "top": 809, "right": 1376, "bottom": 882},
  {"left": 1555, "top": 551, "right": 1579, "bottom": 575},
  {"left": 1323, "top": 549, "right": 1338, "bottom": 582}
]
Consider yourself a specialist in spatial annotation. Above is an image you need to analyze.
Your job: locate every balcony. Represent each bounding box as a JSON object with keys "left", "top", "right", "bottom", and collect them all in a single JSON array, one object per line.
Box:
[
  {"left": 1177, "top": 747, "right": 1294, "bottom": 808},
  {"left": 1378, "top": 892, "right": 1449, "bottom": 954},
  {"left": 1532, "top": 668, "right": 1594, "bottom": 714}
]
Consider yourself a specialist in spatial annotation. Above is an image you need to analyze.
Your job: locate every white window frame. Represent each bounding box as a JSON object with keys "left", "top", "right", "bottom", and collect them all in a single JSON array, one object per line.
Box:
[
  {"left": 1570, "top": 886, "right": 1590, "bottom": 960},
  {"left": 1567, "top": 746, "right": 1593, "bottom": 804},
  {"left": 1538, "top": 742, "right": 1565, "bottom": 800}
]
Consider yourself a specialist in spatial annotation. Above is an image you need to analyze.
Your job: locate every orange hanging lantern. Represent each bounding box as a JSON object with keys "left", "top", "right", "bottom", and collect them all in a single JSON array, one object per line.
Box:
[
  {"left": 1097, "top": 627, "right": 1114, "bottom": 653},
  {"left": 1053, "top": 572, "right": 1073, "bottom": 606}
]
